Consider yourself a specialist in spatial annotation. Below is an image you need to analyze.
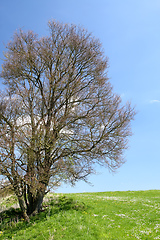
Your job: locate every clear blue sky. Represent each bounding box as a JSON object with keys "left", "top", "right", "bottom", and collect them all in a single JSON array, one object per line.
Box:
[{"left": 0, "top": 0, "right": 160, "bottom": 193}]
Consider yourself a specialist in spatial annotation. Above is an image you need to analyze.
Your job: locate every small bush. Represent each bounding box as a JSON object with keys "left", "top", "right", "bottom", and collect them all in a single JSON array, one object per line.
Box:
[{"left": 46, "top": 195, "right": 86, "bottom": 212}]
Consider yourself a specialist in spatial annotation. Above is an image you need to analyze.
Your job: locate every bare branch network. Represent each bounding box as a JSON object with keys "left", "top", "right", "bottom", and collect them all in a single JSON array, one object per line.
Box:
[{"left": 0, "top": 20, "right": 135, "bottom": 220}]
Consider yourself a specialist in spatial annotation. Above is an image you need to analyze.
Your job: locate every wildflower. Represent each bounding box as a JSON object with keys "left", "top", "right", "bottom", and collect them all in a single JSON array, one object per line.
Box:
[{"left": 0, "top": 231, "right": 3, "bottom": 235}]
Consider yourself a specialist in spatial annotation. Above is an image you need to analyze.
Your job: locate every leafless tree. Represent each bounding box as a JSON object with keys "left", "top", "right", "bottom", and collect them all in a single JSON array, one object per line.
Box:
[{"left": 0, "top": 20, "right": 135, "bottom": 220}]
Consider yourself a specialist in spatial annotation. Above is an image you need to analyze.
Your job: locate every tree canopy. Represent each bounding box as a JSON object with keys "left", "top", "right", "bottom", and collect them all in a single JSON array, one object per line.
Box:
[{"left": 0, "top": 20, "right": 135, "bottom": 220}]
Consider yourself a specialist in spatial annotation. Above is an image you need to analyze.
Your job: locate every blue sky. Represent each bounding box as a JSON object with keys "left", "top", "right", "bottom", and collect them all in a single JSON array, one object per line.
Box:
[{"left": 0, "top": 0, "right": 160, "bottom": 193}]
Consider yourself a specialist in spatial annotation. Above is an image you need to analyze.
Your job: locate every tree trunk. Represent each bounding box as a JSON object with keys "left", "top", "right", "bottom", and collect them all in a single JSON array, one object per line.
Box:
[
  {"left": 30, "top": 192, "right": 45, "bottom": 215},
  {"left": 26, "top": 188, "right": 46, "bottom": 216},
  {"left": 17, "top": 196, "right": 30, "bottom": 222}
]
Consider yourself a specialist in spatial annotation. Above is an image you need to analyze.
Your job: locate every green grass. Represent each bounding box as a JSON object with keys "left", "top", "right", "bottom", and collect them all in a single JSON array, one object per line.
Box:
[{"left": 0, "top": 190, "right": 160, "bottom": 239}]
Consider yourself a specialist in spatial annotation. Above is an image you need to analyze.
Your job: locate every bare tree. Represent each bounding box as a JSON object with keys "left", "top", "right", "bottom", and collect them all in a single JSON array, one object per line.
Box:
[{"left": 0, "top": 20, "right": 135, "bottom": 220}]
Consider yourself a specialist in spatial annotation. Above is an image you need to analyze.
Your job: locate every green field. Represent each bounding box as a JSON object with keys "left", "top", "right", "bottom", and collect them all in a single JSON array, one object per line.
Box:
[{"left": 0, "top": 190, "right": 160, "bottom": 239}]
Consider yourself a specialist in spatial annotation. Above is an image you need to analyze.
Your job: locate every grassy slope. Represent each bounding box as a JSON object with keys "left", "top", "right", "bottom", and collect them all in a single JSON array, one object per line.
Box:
[{"left": 0, "top": 190, "right": 160, "bottom": 239}]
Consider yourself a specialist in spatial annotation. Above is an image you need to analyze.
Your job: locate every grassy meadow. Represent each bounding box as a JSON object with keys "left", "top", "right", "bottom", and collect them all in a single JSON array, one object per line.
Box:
[{"left": 0, "top": 190, "right": 160, "bottom": 239}]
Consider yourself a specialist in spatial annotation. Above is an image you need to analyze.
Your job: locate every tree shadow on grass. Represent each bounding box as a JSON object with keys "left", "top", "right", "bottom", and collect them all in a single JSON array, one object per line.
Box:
[
  {"left": 0, "top": 195, "right": 87, "bottom": 238},
  {"left": 0, "top": 207, "right": 22, "bottom": 228}
]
